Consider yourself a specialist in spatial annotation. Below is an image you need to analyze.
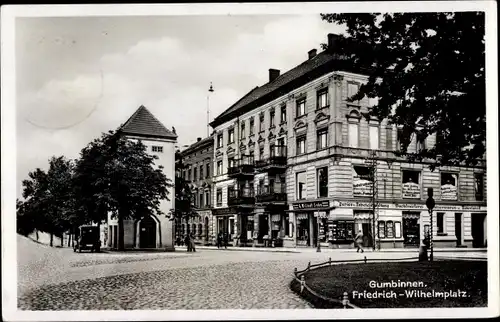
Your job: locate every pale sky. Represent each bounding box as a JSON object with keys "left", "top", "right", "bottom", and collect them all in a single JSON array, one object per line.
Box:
[{"left": 15, "top": 14, "right": 344, "bottom": 198}]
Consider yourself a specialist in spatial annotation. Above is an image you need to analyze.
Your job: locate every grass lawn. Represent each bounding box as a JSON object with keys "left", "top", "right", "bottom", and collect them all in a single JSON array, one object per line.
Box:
[{"left": 290, "top": 260, "right": 487, "bottom": 309}]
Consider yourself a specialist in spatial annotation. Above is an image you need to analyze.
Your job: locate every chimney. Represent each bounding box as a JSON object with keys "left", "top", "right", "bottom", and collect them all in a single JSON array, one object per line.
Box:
[
  {"left": 327, "top": 33, "right": 340, "bottom": 51},
  {"left": 308, "top": 49, "right": 317, "bottom": 59},
  {"left": 197, "top": 137, "right": 202, "bottom": 142},
  {"left": 269, "top": 69, "right": 280, "bottom": 82}
]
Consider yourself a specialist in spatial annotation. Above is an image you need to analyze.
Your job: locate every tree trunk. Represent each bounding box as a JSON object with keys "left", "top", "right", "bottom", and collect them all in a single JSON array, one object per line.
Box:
[
  {"left": 50, "top": 233, "right": 53, "bottom": 247},
  {"left": 118, "top": 216, "right": 125, "bottom": 251},
  {"left": 68, "top": 229, "right": 72, "bottom": 247},
  {"left": 36, "top": 229, "right": 39, "bottom": 241},
  {"left": 60, "top": 233, "right": 64, "bottom": 247}
]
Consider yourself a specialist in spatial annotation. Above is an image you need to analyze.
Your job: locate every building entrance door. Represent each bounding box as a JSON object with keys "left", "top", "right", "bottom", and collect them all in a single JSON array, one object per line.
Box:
[
  {"left": 455, "top": 213, "right": 463, "bottom": 246},
  {"left": 403, "top": 218, "right": 420, "bottom": 247},
  {"left": 139, "top": 216, "right": 157, "bottom": 248},
  {"left": 204, "top": 217, "right": 209, "bottom": 242},
  {"left": 361, "top": 223, "right": 373, "bottom": 248},
  {"left": 471, "top": 213, "right": 487, "bottom": 248},
  {"left": 258, "top": 215, "right": 269, "bottom": 243}
]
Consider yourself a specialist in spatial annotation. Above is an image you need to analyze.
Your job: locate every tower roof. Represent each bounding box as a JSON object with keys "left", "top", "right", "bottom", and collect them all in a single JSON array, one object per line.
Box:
[{"left": 119, "top": 105, "right": 177, "bottom": 140}]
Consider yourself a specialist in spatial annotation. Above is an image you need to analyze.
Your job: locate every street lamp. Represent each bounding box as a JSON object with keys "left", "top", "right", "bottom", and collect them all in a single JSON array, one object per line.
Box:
[
  {"left": 425, "top": 188, "right": 435, "bottom": 261},
  {"left": 207, "top": 82, "right": 214, "bottom": 137}
]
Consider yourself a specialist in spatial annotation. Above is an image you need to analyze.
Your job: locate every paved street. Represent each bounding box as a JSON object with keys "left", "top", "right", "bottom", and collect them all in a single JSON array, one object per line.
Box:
[{"left": 16, "top": 236, "right": 486, "bottom": 310}]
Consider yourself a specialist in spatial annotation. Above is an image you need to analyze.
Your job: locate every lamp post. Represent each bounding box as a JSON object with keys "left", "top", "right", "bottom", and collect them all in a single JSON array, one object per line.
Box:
[
  {"left": 207, "top": 82, "right": 214, "bottom": 137},
  {"left": 425, "top": 188, "right": 435, "bottom": 261}
]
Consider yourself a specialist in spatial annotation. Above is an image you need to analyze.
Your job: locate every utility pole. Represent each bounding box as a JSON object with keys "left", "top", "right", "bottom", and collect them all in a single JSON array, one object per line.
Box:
[
  {"left": 364, "top": 150, "right": 379, "bottom": 251},
  {"left": 207, "top": 82, "right": 214, "bottom": 137}
]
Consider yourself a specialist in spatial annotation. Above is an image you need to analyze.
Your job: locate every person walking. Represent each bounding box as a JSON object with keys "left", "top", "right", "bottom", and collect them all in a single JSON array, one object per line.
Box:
[
  {"left": 217, "top": 232, "right": 222, "bottom": 249},
  {"left": 354, "top": 230, "right": 364, "bottom": 253},
  {"left": 223, "top": 232, "right": 228, "bottom": 249},
  {"left": 185, "top": 234, "right": 191, "bottom": 252},
  {"left": 190, "top": 232, "right": 196, "bottom": 252}
]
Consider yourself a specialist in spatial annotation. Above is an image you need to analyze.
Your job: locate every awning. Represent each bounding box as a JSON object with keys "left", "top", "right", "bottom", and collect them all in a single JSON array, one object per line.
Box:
[
  {"left": 296, "top": 213, "right": 309, "bottom": 220},
  {"left": 271, "top": 214, "right": 281, "bottom": 222},
  {"left": 403, "top": 212, "right": 421, "bottom": 220},
  {"left": 354, "top": 212, "right": 372, "bottom": 220}
]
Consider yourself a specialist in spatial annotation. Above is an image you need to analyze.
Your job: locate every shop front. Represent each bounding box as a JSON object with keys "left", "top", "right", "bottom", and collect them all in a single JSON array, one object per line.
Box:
[
  {"left": 212, "top": 207, "right": 236, "bottom": 246},
  {"left": 290, "top": 200, "right": 331, "bottom": 248}
]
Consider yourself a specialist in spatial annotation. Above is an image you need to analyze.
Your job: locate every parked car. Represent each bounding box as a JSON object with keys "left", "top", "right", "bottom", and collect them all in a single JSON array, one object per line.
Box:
[{"left": 73, "top": 225, "right": 101, "bottom": 253}]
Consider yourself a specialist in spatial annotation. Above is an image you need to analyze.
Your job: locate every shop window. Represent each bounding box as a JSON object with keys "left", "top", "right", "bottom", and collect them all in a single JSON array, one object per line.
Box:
[
  {"left": 353, "top": 166, "right": 373, "bottom": 197},
  {"left": 296, "top": 171, "right": 307, "bottom": 200},
  {"left": 330, "top": 221, "right": 354, "bottom": 241},
  {"left": 386, "top": 221, "right": 394, "bottom": 238},
  {"left": 395, "top": 222, "right": 401, "bottom": 238},
  {"left": 296, "top": 214, "right": 309, "bottom": 245},
  {"left": 437, "top": 212, "right": 445, "bottom": 234},
  {"left": 317, "top": 128, "right": 328, "bottom": 150},
  {"left": 369, "top": 126, "right": 379, "bottom": 150},
  {"left": 284, "top": 214, "right": 290, "bottom": 236},
  {"left": 317, "top": 167, "right": 328, "bottom": 198},
  {"left": 378, "top": 221, "right": 385, "bottom": 238},
  {"left": 441, "top": 172, "right": 458, "bottom": 200},
  {"left": 474, "top": 173, "right": 484, "bottom": 201},
  {"left": 402, "top": 170, "right": 421, "bottom": 199}
]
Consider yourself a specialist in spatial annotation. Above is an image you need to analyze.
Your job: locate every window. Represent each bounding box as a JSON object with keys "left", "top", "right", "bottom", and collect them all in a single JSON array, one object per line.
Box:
[
  {"left": 228, "top": 157, "right": 235, "bottom": 168},
  {"left": 188, "top": 168, "right": 192, "bottom": 181},
  {"left": 416, "top": 132, "right": 426, "bottom": 152},
  {"left": 386, "top": 221, "right": 394, "bottom": 238},
  {"left": 250, "top": 117, "right": 254, "bottom": 135},
  {"left": 474, "top": 173, "right": 484, "bottom": 201},
  {"left": 206, "top": 163, "right": 210, "bottom": 178},
  {"left": 240, "top": 122, "right": 246, "bottom": 139},
  {"left": 284, "top": 214, "right": 290, "bottom": 236},
  {"left": 205, "top": 191, "right": 211, "bottom": 207},
  {"left": 441, "top": 172, "right": 458, "bottom": 200},
  {"left": 259, "top": 146, "right": 265, "bottom": 160},
  {"left": 378, "top": 221, "right": 386, "bottom": 238},
  {"left": 396, "top": 128, "right": 404, "bottom": 151},
  {"left": 249, "top": 149, "right": 254, "bottom": 159},
  {"left": 296, "top": 171, "right": 306, "bottom": 200},
  {"left": 369, "top": 126, "right": 379, "bottom": 150},
  {"left": 199, "top": 193, "right": 204, "bottom": 208},
  {"left": 378, "top": 221, "right": 395, "bottom": 238},
  {"left": 386, "top": 127, "right": 393, "bottom": 150},
  {"left": 296, "top": 99, "right": 306, "bottom": 117},
  {"left": 402, "top": 170, "right": 421, "bottom": 199},
  {"left": 348, "top": 83, "right": 360, "bottom": 101},
  {"left": 395, "top": 222, "right": 402, "bottom": 238},
  {"left": 217, "top": 134, "right": 223, "bottom": 148},
  {"left": 317, "top": 167, "right": 328, "bottom": 198},
  {"left": 152, "top": 146, "right": 163, "bottom": 153},
  {"left": 317, "top": 89, "right": 328, "bottom": 109},
  {"left": 228, "top": 128, "right": 234, "bottom": 144},
  {"left": 330, "top": 221, "right": 355, "bottom": 240},
  {"left": 348, "top": 123, "right": 359, "bottom": 148},
  {"left": 259, "top": 114, "right": 265, "bottom": 132},
  {"left": 216, "top": 188, "right": 222, "bottom": 206},
  {"left": 217, "top": 160, "right": 223, "bottom": 175},
  {"left": 270, "top": 110, "right": 275, "bottom": 127},
  {"left": 317, "top": 128, "right": 328, "bottom": 150},
  {"left": 296, "top": 135, "right": 306, "bottom": 155},
  {"left": 199, "top": 165, "right": 203, "bottom": 179},
  {"left": 193, "top": 168, "right": 198, "bottom": 181},
  {"left": 281, "top": 105, "right": 287, "bottom": 123},
  {"left": 353, "top": 166, "right": 373, "bottom": 197},
  {"left": 259, "top": 179, "right": 264, "bottom": 194},
  {"left": 437, "top": 212, "right": 445, "bottom": 234}
]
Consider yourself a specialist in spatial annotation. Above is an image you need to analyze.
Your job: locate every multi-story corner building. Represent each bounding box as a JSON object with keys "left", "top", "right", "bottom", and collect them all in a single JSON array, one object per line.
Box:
[
  {"left": 107, "top": 105, "right": 177, "bottom": 250},
  {"left": 210, "top": 33, "right": 487, "bottom": 249},
  {"left": 178, "top": 136, "right": 215, "bottom": 245}
]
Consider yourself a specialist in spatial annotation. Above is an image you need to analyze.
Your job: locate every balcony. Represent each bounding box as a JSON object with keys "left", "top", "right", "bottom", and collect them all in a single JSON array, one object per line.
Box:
[
  {"left": 228, "top": 187, "right": 255, "bottom": 206},
  {"left": 227, "top": 155, "right": 255, "bottom": 179},
  {"left": 255, "top": 145, "right": 287, "bottom": 173},
  {"left": 256, "top": 183, "right": 287, "bottom": 204}
]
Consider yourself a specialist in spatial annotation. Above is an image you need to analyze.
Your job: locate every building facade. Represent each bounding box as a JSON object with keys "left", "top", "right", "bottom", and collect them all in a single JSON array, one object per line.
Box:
[
  {"left": 209, "top": 34, "right": 487, "bottom": 249},
  {"left": 177, "top": 136, "right": 215, "bottom": 245},
  {"left": 107, "top": 105, "right": 177, "bottom": 250}
]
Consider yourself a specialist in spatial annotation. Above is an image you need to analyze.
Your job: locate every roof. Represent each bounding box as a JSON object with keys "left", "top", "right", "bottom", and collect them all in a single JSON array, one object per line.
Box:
[
  {"left": 119, "top": 105, "right": 177, "bottom": 140},
  {"left": 210, "top": 49, "right": 369, "bottom": 128},
  {"left": 180, "top": 136, "right": 214, "bottom": 157}
]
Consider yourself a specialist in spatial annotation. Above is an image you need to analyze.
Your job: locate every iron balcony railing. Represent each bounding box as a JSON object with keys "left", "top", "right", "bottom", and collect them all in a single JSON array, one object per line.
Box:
[
  {"left": 256, "top": 183, "right": 287, "bottom": 203},
  {"left": 227, "top": 186, "right": 255, "bottom": 205},
  {"left": 255, "top": 145, "right": 287, "bottom": 169},
  {"left": 228, "top": 155, "right": 255, "bottom": 177}
]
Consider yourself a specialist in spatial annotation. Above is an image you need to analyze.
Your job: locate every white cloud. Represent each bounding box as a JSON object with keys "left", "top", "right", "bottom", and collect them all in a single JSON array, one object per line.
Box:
[{"left": 16, "top": 15, "right": 341, "bottom": 197}]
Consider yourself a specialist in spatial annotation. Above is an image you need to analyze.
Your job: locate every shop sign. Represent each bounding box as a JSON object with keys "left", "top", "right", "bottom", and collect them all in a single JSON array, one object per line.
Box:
[
  {"left": 314, "top": 211, "right": 328, "bottom": 219},
  {"left": 293, "top": 200, "right": 330, "bottom": 210},
  {"left": 337, "top": 201, "right": 484, "bottom": 212},
  {"left": 402, "top": 182, "right": 421, "bottom": 199},
  {"left": 441, "top": 183, "right": 458, "bottom": 201},
  {"left": 353, "top": 178, "right": 373, "bottom": 197},
  {"left": 212, "top": 207, "right": 234, "bottom": 216}
]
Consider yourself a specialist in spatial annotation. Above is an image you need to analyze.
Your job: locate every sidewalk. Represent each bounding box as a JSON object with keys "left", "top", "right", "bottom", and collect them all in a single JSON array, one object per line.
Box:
[{"left": 186, "top": 245, "right": 487, "bottom": 254}]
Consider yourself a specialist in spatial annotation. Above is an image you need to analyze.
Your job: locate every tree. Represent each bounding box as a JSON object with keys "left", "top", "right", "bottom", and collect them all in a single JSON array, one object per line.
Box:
[
  {"left": 168, "top": 150, "right": 199, "bottom": 240},
  {"left": 320, "top": 12, "right": 485, "bottom": 168},
  {"left": 76, "top": 130, "right": 173, "bottom": 250}
]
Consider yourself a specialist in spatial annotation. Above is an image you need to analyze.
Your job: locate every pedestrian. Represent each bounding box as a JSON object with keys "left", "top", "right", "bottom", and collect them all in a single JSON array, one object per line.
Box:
[
  {"left": 223, "top": 232, "right": 228, "bottom": 249},
  {"left": 190, "top": 232, "right": 196, "bottom": 252},
  {"left": 354, "top": 230, "right": 364, "bottom": 253},
  {"left": 185, "top": 234, "right": 191, "bottom": 252},
  {"left": 217, "top": 232, "right": 222, "bottom": 249}
]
